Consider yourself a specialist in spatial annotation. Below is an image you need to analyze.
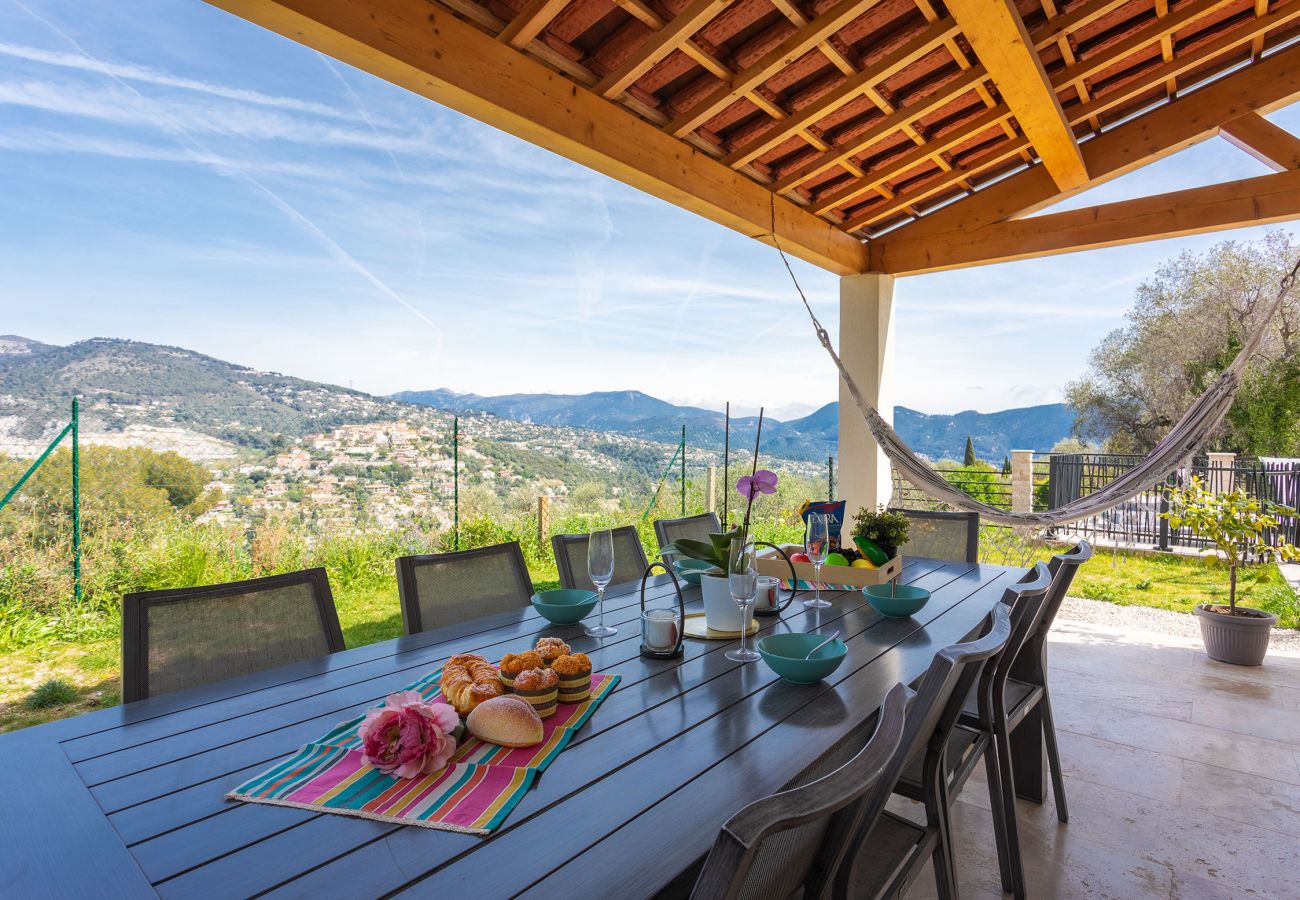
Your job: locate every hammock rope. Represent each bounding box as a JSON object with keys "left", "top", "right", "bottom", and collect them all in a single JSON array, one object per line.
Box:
[{"left": 772, "top": 241, "right": 1300, "bottom": 528}]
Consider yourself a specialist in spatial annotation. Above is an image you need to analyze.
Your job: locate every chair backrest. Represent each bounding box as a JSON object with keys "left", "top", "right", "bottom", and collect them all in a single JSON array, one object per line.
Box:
[
  {"left": 396, "top": 542, "right": 534, "bottom": 635},
  {"left": 121, "top": 568, "right": 345, "bottom": 704},
  {"left": 690, "top": 683, "right": 913, "bottom": 900},
  {"left": 551, "top": 526, "right": 649, "bottom": 591},
  {"left": 835, "top": 597, "right": 1019, "bottom": 896},
  {"left": 975, "top": 563, "right": 1056, "bottom": 722},
  {"left": 896, "top": 509, "right": 980, "bottom": 563},
  {"left": 1012, "top": 541, "right": 1092, "bottom": 685},
  {"left": 654, "top": 512, "right": 722, "bottom": 560}
]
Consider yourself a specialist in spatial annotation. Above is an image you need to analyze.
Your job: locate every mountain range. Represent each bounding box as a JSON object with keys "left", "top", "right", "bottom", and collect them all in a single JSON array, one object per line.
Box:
[
  {"left": 0, "top": 336, "right": 1077, "bottom": 463},
  {"left": 393, "top": 389, "right": 1076, "bottom": 461}
]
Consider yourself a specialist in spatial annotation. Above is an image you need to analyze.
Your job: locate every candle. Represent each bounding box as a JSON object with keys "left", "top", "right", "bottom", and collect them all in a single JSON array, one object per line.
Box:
[
  {"left": 642, "top": 607, "right": 680, "bottom": 652},
  {"left": 753, "top": 576, "right": 780, "bottom": 612}
]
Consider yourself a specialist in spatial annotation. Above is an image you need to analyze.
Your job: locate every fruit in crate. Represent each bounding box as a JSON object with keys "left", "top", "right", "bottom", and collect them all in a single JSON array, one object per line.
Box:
[
  {"left": 853, "top": 536, "right": 890, "bottom": 567},
  {"left": 790, "top": 552, "right": 810, "bottom": 563},
  {"left": 851, "top": 559, "right": 876, "bottom": 569},
  {"left": 825, "top": 552, "right": 849, "bottom": 567}
]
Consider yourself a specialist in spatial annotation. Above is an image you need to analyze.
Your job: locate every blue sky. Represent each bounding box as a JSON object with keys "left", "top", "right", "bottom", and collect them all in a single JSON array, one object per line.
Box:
[{"left": 0, "top": 0, "right": 1297, "bottom": 419}]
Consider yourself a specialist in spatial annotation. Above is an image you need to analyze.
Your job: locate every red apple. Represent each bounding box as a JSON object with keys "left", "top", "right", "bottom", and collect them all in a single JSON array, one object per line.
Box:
[{"left": 789, "top": 552, "right": 811, "bottom": 563}]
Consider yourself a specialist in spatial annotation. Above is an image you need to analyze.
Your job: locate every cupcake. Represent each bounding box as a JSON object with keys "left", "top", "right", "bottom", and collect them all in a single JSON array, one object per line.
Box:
[
  {"left": 534, "top": 637, "right": 571, "bottom": 666},
  {"left": 511, "top": 667, "right": 559, "bottom": 719},
  {"left": 499, "top": 651, "right": 544, "bottom": 690},
  {"left": 552, "top": 653, "right": 592, "bottom": 703}
]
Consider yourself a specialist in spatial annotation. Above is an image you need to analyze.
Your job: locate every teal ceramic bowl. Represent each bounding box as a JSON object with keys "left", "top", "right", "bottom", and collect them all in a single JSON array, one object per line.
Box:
[
  {"left": 531, "top": 588, "right": 598, "bottom": 624},
  {"left": 757, "top": 632, "right": 848, "bottom": 684},
  {"left": 672, "top": 558, "right": 715, "bottom": 586},
  {"left": 863, "top": 583, "right": 931, "bottom": 618}
]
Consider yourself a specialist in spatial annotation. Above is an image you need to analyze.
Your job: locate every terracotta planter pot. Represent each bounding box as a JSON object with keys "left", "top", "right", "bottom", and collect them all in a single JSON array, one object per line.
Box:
[{"left": 1194, "top": 603, "right": 1276, "bottom": 666}]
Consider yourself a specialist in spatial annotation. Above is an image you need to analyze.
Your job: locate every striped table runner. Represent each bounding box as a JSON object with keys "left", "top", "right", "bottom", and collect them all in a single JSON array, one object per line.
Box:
[{"left": 228, "top": 668, "right": 619, "bottom": 834}]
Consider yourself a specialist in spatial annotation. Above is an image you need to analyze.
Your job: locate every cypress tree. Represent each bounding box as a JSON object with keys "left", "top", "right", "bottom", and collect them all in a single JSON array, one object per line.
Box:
[{"left": 963, "top": 436, "right": 977, "bottom": 467}]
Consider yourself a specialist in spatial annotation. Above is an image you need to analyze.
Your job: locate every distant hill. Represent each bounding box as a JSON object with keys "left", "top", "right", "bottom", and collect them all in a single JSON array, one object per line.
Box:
[
  {"left": 395, "top": 389, "right": 1076, "bottom": 461},
  {"left": 0, "top": 337, "right": 416, "bottom": 452}
]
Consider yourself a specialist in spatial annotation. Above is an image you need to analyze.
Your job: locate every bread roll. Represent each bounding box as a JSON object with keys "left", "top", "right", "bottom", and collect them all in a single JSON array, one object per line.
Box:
[
  {"left": 466, "top": 696, "right": 544, "bottom": 748},
  {"left": 440, "top": 653, "right": 504, "bottom": 715}
]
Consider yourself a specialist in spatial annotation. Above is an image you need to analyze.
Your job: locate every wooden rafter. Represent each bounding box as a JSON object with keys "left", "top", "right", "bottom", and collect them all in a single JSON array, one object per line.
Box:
[
  {"left": 809, "top": 104, "right": 1013, "bottom": 215},
  {"left": 720, "top": 17, "right": 962, "bottom": 169},
  {"left": 1220, "top": 112, "right": 1300, "bottom": 171},
  {"left": 498, "top": 0, "right": 570, "bottom": 47},
  {"left": 946, "top": 0, "right": 1086, "bottom": 190},
  {"left": 866, "top": 41, "right": 1300, "bottom": 248},
  {"left": 1026, "top": 0, "right": 1131, "bottom": 50},
  {"left": 1048, "top": 0, "right": 1237, "bottom": 91},
  {"left": 770, "top": 66, "right": 988, "bottom": 193},
  {"left": 594, "top": 0, "right": 731, "bottom": 98},
  {"left": 205, "top": 0, "right": 869, "bottom": 275},
  {"left": 869, "top": 168, "right": 1300, "bottom": 274},
  {"left": 666, "top": 0, "right": 870, "bottom": 138}
]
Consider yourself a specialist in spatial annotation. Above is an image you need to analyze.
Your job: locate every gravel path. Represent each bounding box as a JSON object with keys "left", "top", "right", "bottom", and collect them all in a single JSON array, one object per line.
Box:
[{"left": 1058, "top": 594, "right": 1300, "bottom": 652}]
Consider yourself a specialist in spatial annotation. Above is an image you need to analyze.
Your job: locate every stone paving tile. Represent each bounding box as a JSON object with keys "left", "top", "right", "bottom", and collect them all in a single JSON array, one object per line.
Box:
[{"left": 901, "top": 613, "right": 1300, "bottom": 898}]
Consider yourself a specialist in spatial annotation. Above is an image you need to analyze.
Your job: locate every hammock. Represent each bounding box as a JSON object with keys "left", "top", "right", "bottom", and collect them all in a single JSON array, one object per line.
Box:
[{"left": 777, "top": 247, "right": 1300, "bottom": 528}]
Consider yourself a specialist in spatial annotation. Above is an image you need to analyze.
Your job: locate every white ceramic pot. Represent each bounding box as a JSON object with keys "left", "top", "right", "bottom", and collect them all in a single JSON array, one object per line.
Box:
[{"left": 701, "top": 573, "right": 743, "bottom": 631}]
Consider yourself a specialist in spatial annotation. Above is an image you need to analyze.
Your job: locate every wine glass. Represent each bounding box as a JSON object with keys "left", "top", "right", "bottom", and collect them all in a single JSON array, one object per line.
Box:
[
  {"left": 725, "top": 537, "right": 760, "bottom": 663},
  {"left": 585, "top": 528, "right": 617, "bottom": 637},
  {"left": 804, "top": 513, "right": 831, "bottom": 609}
]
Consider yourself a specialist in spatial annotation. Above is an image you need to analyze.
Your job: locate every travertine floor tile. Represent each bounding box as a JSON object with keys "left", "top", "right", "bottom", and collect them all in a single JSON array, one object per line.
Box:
[
  {"left": 1178, "top": 758, "right": 1300, "bottom": 837},
  {"left": 1087, "top": 706, "right": 1300, "bottom": 785},
  {"left": 1055, "top": 729, "right": 1183, "bottom": 804}
]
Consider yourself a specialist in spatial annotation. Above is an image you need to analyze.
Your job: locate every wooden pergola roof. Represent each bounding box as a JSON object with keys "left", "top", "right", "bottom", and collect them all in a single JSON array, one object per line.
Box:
[{"left": 210, "top": 0, "right": 1300, "bottom": 275}]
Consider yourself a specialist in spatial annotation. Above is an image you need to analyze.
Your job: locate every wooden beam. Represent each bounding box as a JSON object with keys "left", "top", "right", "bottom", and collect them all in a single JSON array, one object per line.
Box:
[
  {"left": 945, "top": 0, "right": 1087, "bottom": 191},
  {"left": 1047, "top": 0, "right": 1237, "bottom": 91},
  {"left": 868, "top": 40, "right": 1300, "bottom": 245},
  {"left": 666, "top": 0, "right": 873, "bottom": 138},
  {"left": 499, "top": 0, "right": 570, "bottom": 48},
  {"left": 720, "top": 17, "right": 962, "bottom": 169},
  {"left": 202, "top": 0, "right": 869, "bottom": 275},
  {"left": 1026, "top": 0, "right": 1130, "bottom": 51},
  {"left": 1219, "top": 112, "right": 1300, "bottom": 172},
  {"left": 869, "top": 168, "right": 1300, "bottom": 274},
  {"left": 594, "top": 0, "right": 731, "bottom": 98},
  {"left": 770, "top": 66, "right": 988, "bottom": 192}
]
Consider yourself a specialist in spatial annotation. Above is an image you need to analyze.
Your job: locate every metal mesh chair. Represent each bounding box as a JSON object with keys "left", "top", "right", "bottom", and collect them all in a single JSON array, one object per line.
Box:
[
  {"left": 897, "top": 508, "right": 980, "bottom": 563},
  {"left": 690, "top": 683, "right": 913, "bottom": 900},
  {"left": 653, "top": 512, "right": 722, "bottom": 560},
  {"left": 551, "top": 526, "right": 649, "bottom": 591},
  {"left": 121, "top": 568, "right": 345, "bottom": 704},
  {"left": 396, "top": 542, "right": 534, "bottom": 636}
]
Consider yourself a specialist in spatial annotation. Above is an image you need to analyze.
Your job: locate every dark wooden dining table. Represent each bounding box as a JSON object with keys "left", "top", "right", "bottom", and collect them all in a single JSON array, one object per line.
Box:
[{"left": 0, "top": 556, "right": 1035, "bottom": 899}]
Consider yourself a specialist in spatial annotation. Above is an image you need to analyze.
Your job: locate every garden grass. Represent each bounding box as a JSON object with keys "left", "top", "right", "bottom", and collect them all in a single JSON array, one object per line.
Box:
[{"left": 1067, "top": 546, "right": 1299, "bottom": 629}]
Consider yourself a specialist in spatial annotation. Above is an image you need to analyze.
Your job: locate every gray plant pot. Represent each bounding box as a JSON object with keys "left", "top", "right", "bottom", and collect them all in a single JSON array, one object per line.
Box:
[{"left": 1194, "top": 603, "right": 1276, "bottom": 666}]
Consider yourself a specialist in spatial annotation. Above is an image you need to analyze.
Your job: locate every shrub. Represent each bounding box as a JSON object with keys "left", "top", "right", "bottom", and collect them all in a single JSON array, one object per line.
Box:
[{"left": 24, "top": 679, "right": 79, "bottom": 709}]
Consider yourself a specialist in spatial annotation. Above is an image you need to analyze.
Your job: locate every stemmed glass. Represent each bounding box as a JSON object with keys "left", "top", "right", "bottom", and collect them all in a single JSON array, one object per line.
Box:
[
  {"left": 585, "top": 528, "right": 618, "bottom": 637},
  {"left": 725, "top": 537, "right": 760, "bottom": 663},
  {"left": 804, "top": 513, "right": 831, "bottom": 609}
]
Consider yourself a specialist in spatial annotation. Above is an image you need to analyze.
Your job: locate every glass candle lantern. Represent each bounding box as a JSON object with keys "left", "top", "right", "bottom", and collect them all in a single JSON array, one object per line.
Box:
[{"left": 638, "top": 561, "right": 686, "bottom": 658}]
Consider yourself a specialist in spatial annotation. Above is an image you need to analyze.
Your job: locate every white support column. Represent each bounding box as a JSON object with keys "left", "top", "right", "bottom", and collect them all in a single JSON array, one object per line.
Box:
[
  {"left": 1206, "top": 451, "right": 1236, "bottom": 494},
  {"left": 838, "top": 273, "right": 896, "bottom": 517}
]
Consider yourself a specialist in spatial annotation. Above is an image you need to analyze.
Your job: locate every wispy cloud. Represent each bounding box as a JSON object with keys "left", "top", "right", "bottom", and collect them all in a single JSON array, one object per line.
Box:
[{"left": 0, "top": 40, "right": 356, "bottom": 119}]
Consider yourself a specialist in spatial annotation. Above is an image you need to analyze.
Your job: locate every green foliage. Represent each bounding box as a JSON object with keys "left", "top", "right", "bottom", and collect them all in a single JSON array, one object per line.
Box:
[
  {"left": 1067, "top": 231, "right": 1300, "bottom": 454},
  {"left": 851, "top": 505, "right": 910, "bottom": 558},
  {"left": 963, "top": 436, "right": 977, "bottom": 466},
  {"left": 1160, "top": 476, "right": 1300, "bottom": 610},
  {"left": 938, "top": 462, "right": 1010, "bottom": 510},
  {"left": 23, "top": 679, "right": 78, "bottom": 709}
]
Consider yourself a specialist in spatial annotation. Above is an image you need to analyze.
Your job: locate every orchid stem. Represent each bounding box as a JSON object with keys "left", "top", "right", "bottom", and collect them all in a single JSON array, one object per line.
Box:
[{"left": 740, "top": 408, "right": 764, "bottom": 548}]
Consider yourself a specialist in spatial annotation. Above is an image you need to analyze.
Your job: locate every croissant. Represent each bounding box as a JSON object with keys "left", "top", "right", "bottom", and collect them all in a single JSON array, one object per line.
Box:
[{"left": 440, "top": 653, "right": 504, "bottom": 715}]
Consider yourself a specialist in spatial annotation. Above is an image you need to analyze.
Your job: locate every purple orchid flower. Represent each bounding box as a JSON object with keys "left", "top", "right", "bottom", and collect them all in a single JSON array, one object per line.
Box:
[{"left": 737, "top": 469, "right": 779, "bottom": 499}]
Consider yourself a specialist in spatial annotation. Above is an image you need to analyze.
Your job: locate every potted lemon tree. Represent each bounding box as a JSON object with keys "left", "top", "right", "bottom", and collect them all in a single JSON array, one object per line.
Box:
[{"left": 1160, "top": 476, "right": 1298, "bottom": 666}]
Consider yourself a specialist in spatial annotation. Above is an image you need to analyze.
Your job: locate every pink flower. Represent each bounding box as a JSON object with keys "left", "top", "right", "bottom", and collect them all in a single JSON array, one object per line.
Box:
[
  {"left": 358, "top": 690, "right": 460, "bottom": 779},
  {"left": 736, "top": 470, "right": 779, "bottom": 499}
]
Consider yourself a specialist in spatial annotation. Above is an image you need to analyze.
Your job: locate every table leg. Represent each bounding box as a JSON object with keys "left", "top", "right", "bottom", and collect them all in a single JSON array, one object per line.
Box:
[{"left": 1010, "top": 702, "right": 1047, "bottom": 803}]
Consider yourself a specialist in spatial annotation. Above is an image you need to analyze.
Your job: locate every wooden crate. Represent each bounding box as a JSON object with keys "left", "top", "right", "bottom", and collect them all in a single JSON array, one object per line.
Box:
[{"left": 756, "top": 544, "right": 902, "bottom": 588}]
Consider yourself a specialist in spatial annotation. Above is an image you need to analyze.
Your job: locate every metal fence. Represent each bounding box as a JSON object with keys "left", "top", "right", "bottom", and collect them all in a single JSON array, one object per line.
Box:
[
  {"left": 894, "top": 452, "right": 1300, "bottom": 551},
  {"left": 1048, "top": 453, "right": 1300, "bottom": 550}
]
